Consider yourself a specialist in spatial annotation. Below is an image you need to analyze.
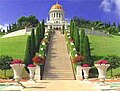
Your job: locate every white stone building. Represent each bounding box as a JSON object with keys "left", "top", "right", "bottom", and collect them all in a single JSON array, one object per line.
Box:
[{"left": 46, "top": 2, "right": 68, "bottom": 30}]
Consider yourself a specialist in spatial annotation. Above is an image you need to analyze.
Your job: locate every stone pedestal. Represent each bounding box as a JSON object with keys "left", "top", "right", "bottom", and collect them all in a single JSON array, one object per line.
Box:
[
  {"left": 34, "top": 65, "right": 41, "bottom": 82},
  {"left": 76, "top": 66, "right": 83, "bottom": 80}
]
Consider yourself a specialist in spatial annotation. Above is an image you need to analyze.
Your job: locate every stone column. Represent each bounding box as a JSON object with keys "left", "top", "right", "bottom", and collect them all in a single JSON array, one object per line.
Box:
[{"left": 76, "top": 66, "right": 83, "bottom": 80}]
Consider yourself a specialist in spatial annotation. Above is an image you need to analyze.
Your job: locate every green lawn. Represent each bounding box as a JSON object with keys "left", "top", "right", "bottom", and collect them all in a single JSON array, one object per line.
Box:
[
  {"left": 89, "top": 35, "right": 120, "bottom": 61},
  {"left": 0, "top": 35, "right": 28, "bottom": 60},
  {"left": 89, "top": 35, "right": 120, "bottom": 76}
]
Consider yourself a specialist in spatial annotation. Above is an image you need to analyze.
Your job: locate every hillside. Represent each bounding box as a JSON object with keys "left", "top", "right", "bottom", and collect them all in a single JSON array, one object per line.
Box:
[
  {"left": 89, "top": 35, "right": 120, "bottom": 61},
  {"left": 0, "top": 35, "right": 28, "bottom": 60}
]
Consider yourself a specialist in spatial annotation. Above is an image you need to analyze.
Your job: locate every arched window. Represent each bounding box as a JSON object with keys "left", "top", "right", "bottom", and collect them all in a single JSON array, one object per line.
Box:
[
  {"left": 57, "top": 13, "right": 58, "bottom": 17},
  {"left": 59, "top": 13, "right": 60, "bottom": 18},
  {"left": 54, "top": 13, "right": 55, "bottom": 17}
]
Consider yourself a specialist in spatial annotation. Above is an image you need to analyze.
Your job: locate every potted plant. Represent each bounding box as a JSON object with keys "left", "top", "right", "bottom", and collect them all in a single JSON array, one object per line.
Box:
[
  {"left": 32, "top": 55, "right": 44, "bottom": 81},
  {"left": 95, "top": 60, "right": 110, "bottom": 84},
  {"left": 27, "top": 64, "right": 36, "bottom": 81},
  {"left": 82, "top": 64, "right": 91, "bottom": 80},
  {"left": 10, "top": 59, "right": 25, "bottom": 81},
  {"left": 75, "top": 54, "right": 84, "bottom": 80}
]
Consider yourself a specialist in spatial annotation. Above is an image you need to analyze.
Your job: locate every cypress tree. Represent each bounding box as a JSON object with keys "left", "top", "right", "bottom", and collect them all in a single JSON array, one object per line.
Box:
[
  {"left": 36, "top": 25, "right": 40, "bottom": 53},
  {"left": 80, "top": 29, "right": 85, "bottom": 55},
  {"left": 41, "top": 19, "right": 45, "bottom": 39},
  {"left": 74, "top": 26, "right": 80, "bottom": 51},
  {"left": 24, "top": 36, "right": 32, "bottom": 67},
  {"left": 83, "top": 35, "right": 91, "bottom": 65},
  {"left": 31, "top": 29, "right": 36, "bottom": 58}
]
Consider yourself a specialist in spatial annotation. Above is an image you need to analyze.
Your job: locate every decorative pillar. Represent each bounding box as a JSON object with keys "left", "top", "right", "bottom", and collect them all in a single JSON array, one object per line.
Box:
[{"left": 76, "top": 66, "right": 83, "bottom": 80}]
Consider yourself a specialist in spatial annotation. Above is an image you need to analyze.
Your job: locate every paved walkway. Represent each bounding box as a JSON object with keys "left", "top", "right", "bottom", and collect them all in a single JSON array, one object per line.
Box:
[
  {"left": 22, "top": 80, "right": 99, "bottom": 91},
  {"left": 43, "top": 31, "right": 74, "bottom": 80}
]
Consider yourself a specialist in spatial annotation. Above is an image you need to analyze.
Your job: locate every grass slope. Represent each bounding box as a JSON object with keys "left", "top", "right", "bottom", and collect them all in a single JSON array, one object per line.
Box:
[
  {"left": 89, "top": 35, "right": 120, "bottom": 61},
  {"left": 0, "top": 35, "right": 28, "bottom": 60}
]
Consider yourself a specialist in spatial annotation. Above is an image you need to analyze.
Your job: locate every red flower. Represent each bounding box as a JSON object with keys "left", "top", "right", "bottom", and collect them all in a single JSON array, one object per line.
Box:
[
  {"left": 96, "top": 60, "right": 109, "bottom": 64},
  {"left": 32, "top": 56, "right": 44, "bottom": 64},
  {"left": 70, "top": 38, "right": 74, "bottom": 42},
  {"left": 28, "top": 64, "right": 36, "bottom": 67},
  {"left": 82, "top": 64, "right": 90, "bottom": 67},
  {"left": 73, "top": 54, "right": 84, "bottom": 63},
  {"left": 11, "top": 59, "right": 23, "bottom": 64}
]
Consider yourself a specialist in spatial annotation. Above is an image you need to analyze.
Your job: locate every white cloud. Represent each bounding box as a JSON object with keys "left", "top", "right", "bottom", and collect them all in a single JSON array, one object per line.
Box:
[
  {"left": 0, "top": 24, "right": 9, "bottom": 32},
  {"left": 113, "top": 0, "right": 120, "bottom": 17},
  {"left": 100, "top": 0, "right": 120, "bottom": 18},
  {"left": 100, "top": 0, "right": 112, "bottom": 13}
]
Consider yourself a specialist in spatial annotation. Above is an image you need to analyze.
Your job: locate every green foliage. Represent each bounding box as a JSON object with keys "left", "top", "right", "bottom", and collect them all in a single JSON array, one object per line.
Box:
[
  {"left": 36, "top": 24, "right": 41, "bottom": 52},
  {"left": 0, "top": 55, "right": 13, "bottom": 77},
  {"left": 83, "top": 35, "right": 92, "bottom": 65},
  {"left": 80, "top": 29, "right": 85, "bottom": 55},
  {"left": 24, "top": 36, "right": 32, "bottom": 67},
  {"left": 41, "top": 19, "right": 45, "bottom": 39},
  {"left": 17, "top": 15, "right": 39, "bottom": 28},
  {"left": 70, "top": 20, "right": 74, "bottom": 39},
  {"left": 31, "top": 29, "right": 36, "bottom": 58},
  {"left": 74, "top": 26, "right": 80, "bottom": 51},
  {"left": 73, "top": 16, "right": 120, "bottom": 35}
]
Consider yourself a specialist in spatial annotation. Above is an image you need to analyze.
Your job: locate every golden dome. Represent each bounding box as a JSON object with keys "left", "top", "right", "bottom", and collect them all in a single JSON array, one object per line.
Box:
[{"left": 50, "top": 3, "right": 63, "bottom": 10}]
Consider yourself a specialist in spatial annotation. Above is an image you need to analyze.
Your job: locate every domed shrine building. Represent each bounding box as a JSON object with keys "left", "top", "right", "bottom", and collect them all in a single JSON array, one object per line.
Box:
[{"left": 46, "top": 2, "right": 68, "bottom": 30}]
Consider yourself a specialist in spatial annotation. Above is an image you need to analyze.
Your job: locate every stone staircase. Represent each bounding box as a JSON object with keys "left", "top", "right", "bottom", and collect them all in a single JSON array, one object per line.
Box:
[{"left": 43, "top": 31, "right": 74, "bottom": 80}]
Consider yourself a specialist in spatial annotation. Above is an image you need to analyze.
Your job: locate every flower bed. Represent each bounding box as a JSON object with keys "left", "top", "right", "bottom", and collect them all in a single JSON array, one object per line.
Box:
[
  {"left": 11, "top": 59, "right": 23, "bottom": 64},
  {"left": 28, "top": 64, "right": 36, "bottom": 67},
  {"left": 96, "top": 60, "right": 109, "bottom": 64}
]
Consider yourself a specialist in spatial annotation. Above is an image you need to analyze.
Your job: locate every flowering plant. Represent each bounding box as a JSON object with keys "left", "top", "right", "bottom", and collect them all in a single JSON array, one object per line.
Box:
[
  {"left": 28, "top": 64, "right": 36, "bottom": 67},
  {"left": 82, "top": 64, "right": 90, "bottom": 67},
  {"left": 73, "top": 54, "right": 84, "bottom": 63},
  {"left": 70, "top": 38, "right": 74, "bottom": 42},
  {"left": 32, "top": 56, "right": 44, "bottom": 65},
  {"left": 11, "top": 59, "right": 23, "bottom": 64},
  {"left": 96, "top": 60, "right": 109, "bottom": 64}
]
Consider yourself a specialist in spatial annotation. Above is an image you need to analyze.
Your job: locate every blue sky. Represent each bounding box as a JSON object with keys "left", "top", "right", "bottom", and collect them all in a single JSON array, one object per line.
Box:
[{"left": 0, "top": 0, "right": 120, "bottom": 30}]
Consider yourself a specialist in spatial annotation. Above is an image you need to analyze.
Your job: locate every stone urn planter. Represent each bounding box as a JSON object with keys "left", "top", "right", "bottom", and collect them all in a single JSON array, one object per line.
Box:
[
  {"left": 10, "top": 60, "right": 25, "bottom": 81},
  {"left": 95, "top": 60, "right": 110, "bottom": 83},
  {"left": 76, "top": 65, "right": 83, "bottom": 80},
  {"left": 82, "top": 64, "right": 91, "bottom": 80},
  {"left": 27, "top": 64, "right": 37, "bottom": 80}
]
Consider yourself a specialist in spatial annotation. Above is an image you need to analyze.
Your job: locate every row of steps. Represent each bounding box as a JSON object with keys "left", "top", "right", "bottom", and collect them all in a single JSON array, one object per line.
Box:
[{"left": 43, "top": 31, "right": 74, "bottom": 80}]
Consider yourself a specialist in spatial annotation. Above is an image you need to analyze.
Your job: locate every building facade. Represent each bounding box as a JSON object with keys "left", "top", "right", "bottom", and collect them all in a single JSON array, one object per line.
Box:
[{"left": 46, "top": 2, "right": 68, "bottom": 30}]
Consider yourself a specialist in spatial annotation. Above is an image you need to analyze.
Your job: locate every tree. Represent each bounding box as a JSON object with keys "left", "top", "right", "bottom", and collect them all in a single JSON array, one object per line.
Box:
[
  {"left": 103, "top": 55, "right": 120, "bottom": 77},
  {"left": 41, "top": 19, "right": 45, "bottom": 39},
  {"left": 31, "top": 29, "right": 36, "bottom": 58},
  {"left": 17, "top": 15, "right": 39, "bottom": 28},
  {"left": 0, "top": 55, "right": 13, "bottom": 78},
  {"left": 83, "top": 35, "right": 91, "bottom": 65},
  {"left": 36, "top": 24, "right": 41, "bottom": 52},
  {"left": 8, "top": 24, "right": 12, "bottom": 33},
  {"left": 80, "top": 29, "right": 85, "bottom": 55},
  {"left": 24, "top": 36, "right": 32, "bottom": 69},
  {"left": 74, "top": 26, "right": 80, "bottom": 51}
]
